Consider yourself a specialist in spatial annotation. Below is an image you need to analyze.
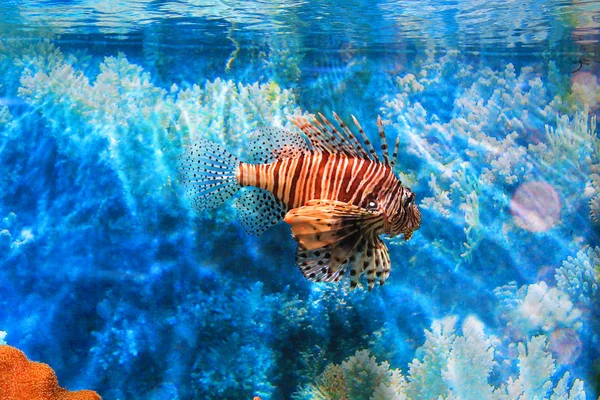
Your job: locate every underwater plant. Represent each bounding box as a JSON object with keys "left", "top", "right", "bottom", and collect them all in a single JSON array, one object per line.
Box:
[{"left": 555, "top": 246, "right": 600, "bottom": 309}]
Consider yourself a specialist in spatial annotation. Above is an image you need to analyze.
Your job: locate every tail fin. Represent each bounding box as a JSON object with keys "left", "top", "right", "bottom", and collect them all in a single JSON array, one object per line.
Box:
[{"left": 179, "top": 138, "right": 240, "bottom": 211}]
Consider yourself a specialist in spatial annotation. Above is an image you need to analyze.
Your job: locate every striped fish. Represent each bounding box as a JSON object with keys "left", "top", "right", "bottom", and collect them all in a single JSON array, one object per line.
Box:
[{"left": 180, "top": 112, "right": 421, "bottom": 290}]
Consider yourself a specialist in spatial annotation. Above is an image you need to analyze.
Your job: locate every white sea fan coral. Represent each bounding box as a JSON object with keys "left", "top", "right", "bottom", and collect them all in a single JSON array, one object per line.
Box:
[
  {"left": 503, "top": 336, "right": 555, "bottom": 398},
  {"left": 174, "top": 78, "right": 300, "bottom": 158},
  {"left": 420, "top": 173, "right": 452, "bottom": 217},
  {"left": 518, "top": 282, "right": 582, "bottom": 332},
  {"left": 555, "top": 246, "right": 600, "bottom": 308},
  {"left": 550, "top": 372, "right": 587, "bottom": 400},
  {"left": 371, "top": 369, "right": 408, "bottom": 400},
  {"left": 407, "top": 316, "right": 457, "bottom": 399},
  {"left": 459, "top": 190, "right": 481, "bottom": 259},
  {"left": 0, "top": 105, "right": 11, "bottom": 129}
]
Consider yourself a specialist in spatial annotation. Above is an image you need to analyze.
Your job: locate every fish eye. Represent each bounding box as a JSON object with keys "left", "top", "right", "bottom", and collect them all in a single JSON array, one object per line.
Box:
[{"left": 367, "top": 200, "right": 378, "bottom": 211}]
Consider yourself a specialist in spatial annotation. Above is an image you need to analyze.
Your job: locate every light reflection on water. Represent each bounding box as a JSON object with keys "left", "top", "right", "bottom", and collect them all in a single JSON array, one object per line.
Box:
[{"left": 2, "top": 0, "right": 599, "bottom": 50}]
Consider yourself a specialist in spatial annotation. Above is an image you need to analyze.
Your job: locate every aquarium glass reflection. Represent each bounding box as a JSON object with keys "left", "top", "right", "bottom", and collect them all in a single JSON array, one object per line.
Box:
[{"left": 0, "top": 0, "right": 599, "bottom": 399}]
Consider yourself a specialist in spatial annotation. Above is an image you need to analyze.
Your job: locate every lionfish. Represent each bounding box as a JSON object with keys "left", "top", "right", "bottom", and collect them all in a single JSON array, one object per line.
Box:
[{"left": 180, "top": 113, "right": 421, "bottom": 290}]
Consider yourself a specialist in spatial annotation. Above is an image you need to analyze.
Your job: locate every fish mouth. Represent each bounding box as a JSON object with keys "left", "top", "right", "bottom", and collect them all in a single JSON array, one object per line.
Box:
[
  {"left": 397, "top": 206, "right": 422, "bottom": 239},
  {"left": 385, "top": 204, "right": 421, "bottom": 238}
]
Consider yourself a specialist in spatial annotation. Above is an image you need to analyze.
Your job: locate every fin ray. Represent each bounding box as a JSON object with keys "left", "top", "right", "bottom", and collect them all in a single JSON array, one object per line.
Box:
[
  {"left": 234, "top": 187, "right": 287, "bottom": 235},
  {"left": 245, "top": 126, "right": 309, "bottom": 163},
  {"left": 179, "top": 138, "right": 240, "bottom": 211},
  {"left": 284, "top": 200, "right": 380, "bottom": 250},
  {"left": 285, "top": 199, "right": 384, "bottom": 287},
  {"left": 290, "top": 112, "right": 393, "bottom": 164}
]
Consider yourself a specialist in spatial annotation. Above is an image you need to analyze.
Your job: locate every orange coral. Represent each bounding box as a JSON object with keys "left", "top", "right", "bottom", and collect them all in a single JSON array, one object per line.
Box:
[{"left": 0, "top": 344, "right": 101, "bottom": 400}]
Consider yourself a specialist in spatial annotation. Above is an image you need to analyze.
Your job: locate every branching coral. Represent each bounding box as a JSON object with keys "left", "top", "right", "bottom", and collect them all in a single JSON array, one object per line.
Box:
[
  {"left": 0, "top": 344, "right": 101, "bottom": 399},
  {"left": 383, "top": 52, "right": 598, "bottom": 270},
  {"left": 17, "top": 47, "right": 301, "bottom": 226},
  {"left": 303, "top": 364, "right": 348, "bottom": 400},
  {"left": 341, "top": 350, "right": 405, "bottom": 400},
  {"left": 555, "top": 246, "right": 600, "bottom": 309},
  {"left": 295, "top": 349, "right": 406, "bottom": 400},
  {"left": 494, "top": 281, "right": 582, "bottom": 338},
  {"left": 297, "top": 316, "right": 588, "bottom": 399}
]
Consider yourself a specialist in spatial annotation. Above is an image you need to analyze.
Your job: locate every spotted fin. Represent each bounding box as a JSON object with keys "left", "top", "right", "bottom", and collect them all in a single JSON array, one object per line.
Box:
[
  {"left": 245, "top": 126, "right": 310, "bottom": 164},
  {"left": 333, "top": 236, "right": 391, "bottom": 291},
  {"left": 284, "top": 200, "right": 382, "bottom": 284},
  {"left": 234, "top": 187, "right": 287, "bottom": 235},
  {"left": 294, "top": 235, "right": 360, "bottom": 283},
  {"left": 179, "top": 138, "right": 240, "bottom": 211},
  {"left": 351, "top": 236, "right": 391, "bottom": 291}
]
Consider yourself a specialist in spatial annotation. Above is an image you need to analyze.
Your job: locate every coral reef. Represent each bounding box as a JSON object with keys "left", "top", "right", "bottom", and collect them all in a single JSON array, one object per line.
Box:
[
  {"left": 494, "top": 281, "right": 582, "bottom": 338},
  {"left": 555, "top": 246, "right": 600, "bottom": 308},
  {"left": 0, "top": 34, "right": 597, "bottom": 400},
  {"left": 0, "top": 344, "right": 100, "bottom": 400},
  {"left": 297, "top": 316, "right": 586, "bottom": 400},
  {"left": 383, "top": 51, "right": 598, "bottom": 277}
]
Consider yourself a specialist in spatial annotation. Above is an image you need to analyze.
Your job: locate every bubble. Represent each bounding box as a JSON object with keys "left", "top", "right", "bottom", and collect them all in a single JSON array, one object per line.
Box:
[
  {"left": 510, "top": 181, "right": 561, "bottom": 232},
  {"left": 548, "top": 328, "right": 582, "bottom": 365}
]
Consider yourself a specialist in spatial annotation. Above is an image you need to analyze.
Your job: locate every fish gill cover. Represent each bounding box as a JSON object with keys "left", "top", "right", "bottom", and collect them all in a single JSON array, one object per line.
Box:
[{"left": 0, "top": 1, "right": 599, "bottom": 399}]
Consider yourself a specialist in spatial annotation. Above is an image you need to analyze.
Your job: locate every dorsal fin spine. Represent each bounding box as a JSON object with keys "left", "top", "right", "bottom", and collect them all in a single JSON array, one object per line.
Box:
[
  {"left": 377, "top": 115, "right": 390, "bottom": 166},
  {"left": 311, "top": 115, "right": 336, "bottom": 154},
  {"left": 351, "top": 115, "right": 378, "bottom": 162},
  {"left": 291, "top": 113, "right": 396, "bottom": 165},
  {"left": 332, "top": 112, "right": 370, "bottom": 159},
  {"left": 290, "top": 115, "right": 325, "bottom": 153},
  {"left": 317, "top": 113, "right": 356, "bottom": 157},
  {"left": 391, "top": 134, "right": 400, "bottom": 168}
]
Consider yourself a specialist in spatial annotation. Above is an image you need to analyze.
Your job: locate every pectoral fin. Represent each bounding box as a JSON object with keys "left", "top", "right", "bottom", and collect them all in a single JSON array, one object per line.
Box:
[
  {"left": 284, "top": 200, "right": 382, "bottom": 285},
  {"left": 284, "top": 199, "right": 379, "bottom": 250}
]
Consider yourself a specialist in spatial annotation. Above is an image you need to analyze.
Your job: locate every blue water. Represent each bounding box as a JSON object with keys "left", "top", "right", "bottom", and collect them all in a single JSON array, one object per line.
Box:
[{"left": 0, "top": 1, "right": 599, "bottom": 399}]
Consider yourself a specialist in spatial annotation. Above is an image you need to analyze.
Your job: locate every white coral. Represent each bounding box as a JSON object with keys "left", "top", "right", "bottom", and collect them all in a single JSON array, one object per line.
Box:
[
  {"left": 495, "top": 280, "right": 583, "bottom": 340},
  {"left": 555, "top": 246, "right": 600, "bottom": 308},
  {"left": 342, "top": 350, "right": 402, "bottom": 400},
  {"left": 518, "top": 282, "right": 582, "bottom": 333},
  {"left": 16, "top": 48, "right": 301, "bottom": 224},
  {"left": 443, "top": 317, "right": 496, "bottom": 399},
  {"left": 406, "top": 316, "right": 457, "bottom": 399},
  {"left": 300, "top": 316, "right": 588, "bottom": 399}
]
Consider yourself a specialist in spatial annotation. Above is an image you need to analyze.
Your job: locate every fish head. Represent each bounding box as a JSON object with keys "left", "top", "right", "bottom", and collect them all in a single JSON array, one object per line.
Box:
[{"left": 381, "top": 185, "right": 421, "bottom": 240}]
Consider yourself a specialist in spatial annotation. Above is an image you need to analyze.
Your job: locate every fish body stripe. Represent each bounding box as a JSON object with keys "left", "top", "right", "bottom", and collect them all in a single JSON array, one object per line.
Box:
[
  {"left": 236, "top": 154, "right": 399, "bottom": 210},
  {"left": 288, "top": 156, "right": 304, "bottom": 205}
]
